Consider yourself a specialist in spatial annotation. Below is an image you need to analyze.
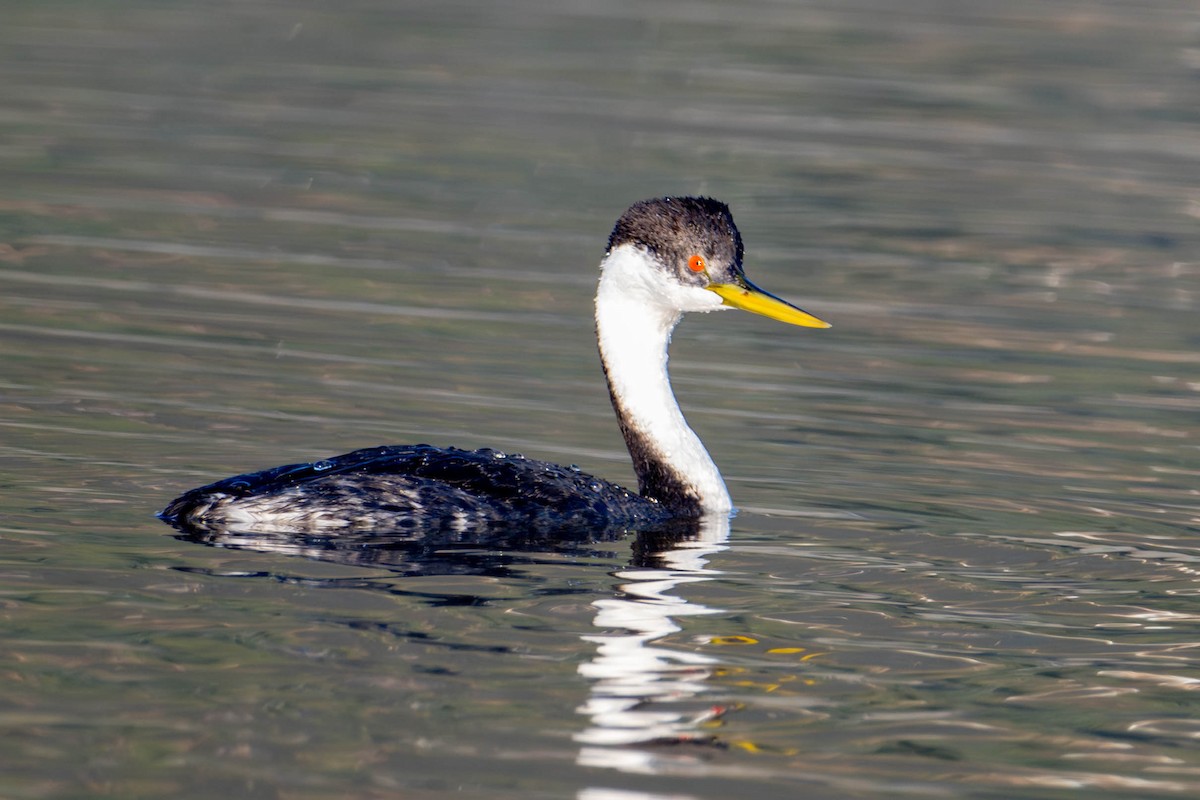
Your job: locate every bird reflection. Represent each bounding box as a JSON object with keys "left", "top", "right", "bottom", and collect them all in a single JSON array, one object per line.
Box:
[
  {"left": 168, "top": 512, "right": 734, "bottom": 767},
  {"left": 575, "top": 513, "right": 731, "bottom": 772}
]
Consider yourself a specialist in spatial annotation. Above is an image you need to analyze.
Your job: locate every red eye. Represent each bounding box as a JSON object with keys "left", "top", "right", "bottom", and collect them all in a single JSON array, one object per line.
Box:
[{"left": 687, "top": 254, "right": 706, "bottom": 273}]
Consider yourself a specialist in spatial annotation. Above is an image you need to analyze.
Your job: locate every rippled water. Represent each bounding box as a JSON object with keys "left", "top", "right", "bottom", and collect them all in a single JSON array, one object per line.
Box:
[{"left": 2, "top": 1, "right": 1198, "bottom": 798}]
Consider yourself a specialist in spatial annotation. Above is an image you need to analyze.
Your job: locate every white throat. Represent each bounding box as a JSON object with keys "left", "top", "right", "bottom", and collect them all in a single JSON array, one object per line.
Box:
[{"left": 594, "top": 244, "right": 732, "bottom": 514}]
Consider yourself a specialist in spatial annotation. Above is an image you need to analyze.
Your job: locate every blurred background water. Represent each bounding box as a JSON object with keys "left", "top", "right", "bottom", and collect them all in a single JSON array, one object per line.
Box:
[{"left": 2, "top": 1, "right": 1199, "bottom": 798}]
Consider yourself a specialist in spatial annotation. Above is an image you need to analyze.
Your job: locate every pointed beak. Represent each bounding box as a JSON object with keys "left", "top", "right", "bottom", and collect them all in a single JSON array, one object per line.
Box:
[{"left": 706, "top": 277, "right": 831, "bottom": 329}]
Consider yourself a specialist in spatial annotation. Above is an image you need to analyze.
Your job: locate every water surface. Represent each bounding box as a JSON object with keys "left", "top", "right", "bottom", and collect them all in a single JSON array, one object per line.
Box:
[{"left": 2, "top": 1, "right": 1198, "bottom": 798}]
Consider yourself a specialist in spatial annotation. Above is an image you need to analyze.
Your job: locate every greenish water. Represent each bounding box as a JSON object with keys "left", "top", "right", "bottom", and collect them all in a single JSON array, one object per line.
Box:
[{"left": 2, "top": 1, "right": 1198, "bottom": 798}]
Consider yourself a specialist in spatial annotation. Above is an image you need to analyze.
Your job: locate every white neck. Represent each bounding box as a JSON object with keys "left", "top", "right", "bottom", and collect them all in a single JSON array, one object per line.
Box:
[{"left": 594, "top": 245, "right": 732, "bottom": 514}]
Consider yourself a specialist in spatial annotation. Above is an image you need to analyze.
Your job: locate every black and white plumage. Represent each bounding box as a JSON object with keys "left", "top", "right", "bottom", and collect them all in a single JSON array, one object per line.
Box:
[
  {"left": 161, "top": 444, "right": 672, "bottom": 533},
  {"left": 160, "top": 197, "right": 829, "bottom": 535}
]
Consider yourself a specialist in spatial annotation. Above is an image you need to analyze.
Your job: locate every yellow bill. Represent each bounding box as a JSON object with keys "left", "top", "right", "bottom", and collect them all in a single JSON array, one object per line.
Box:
[{"left": 707, "top": 279, "right": 831, "bottom": 329}]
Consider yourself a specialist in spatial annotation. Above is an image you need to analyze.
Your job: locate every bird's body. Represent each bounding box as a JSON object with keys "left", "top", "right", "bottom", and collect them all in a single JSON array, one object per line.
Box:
[
  {"left": 160, "top": 197, "right": 828, "bottom": 534},
  {"left": 160, "top": 444, "right": 673, "bottom": 533}
]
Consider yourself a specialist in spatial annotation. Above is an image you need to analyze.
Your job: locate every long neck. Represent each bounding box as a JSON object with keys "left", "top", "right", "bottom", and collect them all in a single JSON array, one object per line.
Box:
[{"left": 594, "top": 248, "right": 732, "bottom": 516}]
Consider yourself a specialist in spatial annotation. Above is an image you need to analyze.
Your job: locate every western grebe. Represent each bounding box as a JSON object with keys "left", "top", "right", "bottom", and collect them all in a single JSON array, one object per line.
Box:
[{"left": 160, "top": 197, "right": 829, "bottom": 533}]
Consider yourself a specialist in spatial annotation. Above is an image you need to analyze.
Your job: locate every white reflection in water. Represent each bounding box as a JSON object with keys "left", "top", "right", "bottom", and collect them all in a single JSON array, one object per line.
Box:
[
  {"left": 576, "top": 514, "right": 731, "bottom": 772},
  {"left": 579, "top": 787, "right": 702, "bottom": 800}
]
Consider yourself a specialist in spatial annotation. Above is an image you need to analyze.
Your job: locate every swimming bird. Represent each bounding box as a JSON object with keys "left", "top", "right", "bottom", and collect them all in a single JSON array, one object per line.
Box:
[{"left": 159, "top": 197, "right": 829, "bottom": 534}]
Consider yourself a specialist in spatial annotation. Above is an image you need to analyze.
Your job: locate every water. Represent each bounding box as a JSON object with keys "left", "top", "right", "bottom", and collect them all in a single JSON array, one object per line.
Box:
[{"left": 2, "top": 1, "right": 1198, "bottom": 797}]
